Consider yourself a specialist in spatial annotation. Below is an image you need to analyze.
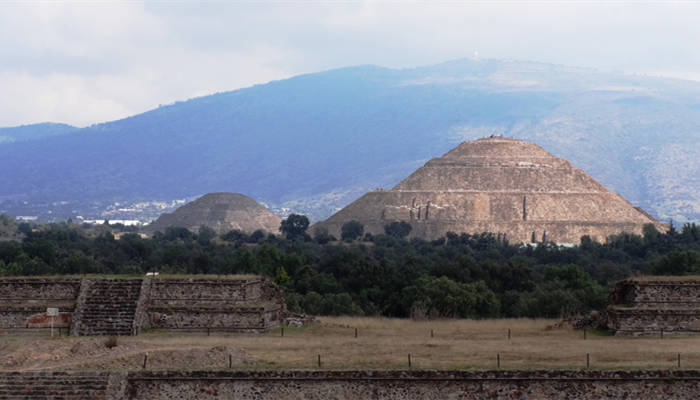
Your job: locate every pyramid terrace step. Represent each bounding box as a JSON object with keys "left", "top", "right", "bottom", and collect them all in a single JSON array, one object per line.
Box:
[
  {"left": 82, "top": 311, "right": 136, "bottom": 315},
  {"left": 0, "top": 385, "right": 107, "bottom": 392},
  {"left": 75, "top": 278, "right": 145, "bottom": 336}
]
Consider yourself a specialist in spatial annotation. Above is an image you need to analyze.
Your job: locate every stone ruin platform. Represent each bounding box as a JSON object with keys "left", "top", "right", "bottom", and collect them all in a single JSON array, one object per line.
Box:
[
  {"left": 607, "top": 276, "right": 700, "bottom": 335},
  {"left": 0, "top": 275, "right": 285, "bottom": 336}
]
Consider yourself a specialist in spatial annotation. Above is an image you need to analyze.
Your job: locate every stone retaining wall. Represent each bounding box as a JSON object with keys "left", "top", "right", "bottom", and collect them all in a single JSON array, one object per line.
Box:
[
  {"left": 608, "top": 308, "right": 700, "bottom": 334},
  {"left": 148, "top": 305, "right": 281, "bottom": 331},
  {"left": 0, "top": 278, "right": 81, "bottom": 299},
  {"left": 0, "top": 276, "right": 284, "bottom": 334},
  {"left": 607, "top": 278, "right": 700, "bottom": 335},
  {"left": 148, "top": 278, "right": 263, "bottom": 304},
  {"left": 0, "top": 279, "right": 80, "bottom": 329},
  {"left": 121, "top": 370, "right": 700, "bottom": 400},
  {"left": 610, "top": 280, "right": 700, "bottom": 307},
  {"left": 145, "top": 278, "right": 282, "bottom": 332},
  {"left": 4, "top": 369, "right": 700, "bottom": 400}
]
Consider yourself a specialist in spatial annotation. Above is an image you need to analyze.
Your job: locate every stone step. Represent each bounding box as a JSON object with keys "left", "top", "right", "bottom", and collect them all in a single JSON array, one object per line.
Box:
[
  {"left": 81, "top": 320, "right": 135, "bottom": 324},
  {"left": 79, "top": 332, "right": 132, "bottom": 336},
  {"left": 79, "top": 326, "right": 133, "bottom": 329},
  {"left": 0, "top": 385, "right": 107, "bottom": 392},
  {"left": 79, "top": 325, "right": 133, "bottom": 330},
  {"left": 0, "top": 392, "right": 106, "bottom": 399},
  {"left": 0, "top": 374, "right": 108, "bottom": 399},
  {"left": 82, "top": 314, "right": 136, "bottom": 317},
  {"left": 82, "top": 312, "right": 136, "bottom": 316},
  {"left": 80, "top": 328, "right": 133, "bottom": 331},
  {"left": 0, "top": 383, "right": 107, "bottom": 388},
  {"left": 83, "top": 306, "right": 137, "bottom": 310},
  {"left": 84, "top": 299, "right": 139, "bottom": 303}
]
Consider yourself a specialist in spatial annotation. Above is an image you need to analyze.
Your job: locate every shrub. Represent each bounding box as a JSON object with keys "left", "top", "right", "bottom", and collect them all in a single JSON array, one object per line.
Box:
[{"left": 104, "top": 336, "right": 118, "bottom": 349}]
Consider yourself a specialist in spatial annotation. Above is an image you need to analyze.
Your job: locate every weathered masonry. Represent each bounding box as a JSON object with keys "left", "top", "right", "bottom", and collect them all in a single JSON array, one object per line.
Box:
[
  {"left": 607, "top": 277, "right": 700, "bottom": 335},
  {"left": 0, "top": 276, "right": 284, "bottom": 335},
  {"left": 4, "top": 370, "right": 700, "bottom": 400},
  {"left": 313, "top": 137, "right": 665, "bottom": 244}
]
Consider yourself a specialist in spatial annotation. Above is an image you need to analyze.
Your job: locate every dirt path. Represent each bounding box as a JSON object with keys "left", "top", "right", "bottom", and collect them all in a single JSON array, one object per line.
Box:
[{"left": 0, "top": 337, "right": 250, "bottom": 371}]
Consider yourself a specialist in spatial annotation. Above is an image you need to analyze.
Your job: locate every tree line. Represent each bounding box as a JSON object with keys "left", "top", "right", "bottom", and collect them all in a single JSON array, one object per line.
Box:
[{"left": 0, "top": 213, "right": 699, "bottom": 319}]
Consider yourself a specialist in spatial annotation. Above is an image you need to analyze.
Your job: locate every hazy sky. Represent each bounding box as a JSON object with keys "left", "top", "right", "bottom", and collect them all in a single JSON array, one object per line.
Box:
[{"left": 1, "top": 1, "right": 699, "bottom": 127}]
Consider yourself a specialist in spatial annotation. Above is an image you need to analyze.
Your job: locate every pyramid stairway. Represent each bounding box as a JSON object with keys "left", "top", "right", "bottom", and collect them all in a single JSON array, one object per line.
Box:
[
  {"left": 0, "top": 372, "right": 108, "bottom": 399},
  {"left": 77, "top": 279, "right": 142, "bottom": 336}
]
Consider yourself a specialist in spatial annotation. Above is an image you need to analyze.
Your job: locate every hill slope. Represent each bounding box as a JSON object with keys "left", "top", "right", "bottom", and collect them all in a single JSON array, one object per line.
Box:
[
  {"left": 0, "top": 123, "right": 78, "bottom": 145},
  {"left": 0, "top": 59, "right": 698, "bottom": 223}
]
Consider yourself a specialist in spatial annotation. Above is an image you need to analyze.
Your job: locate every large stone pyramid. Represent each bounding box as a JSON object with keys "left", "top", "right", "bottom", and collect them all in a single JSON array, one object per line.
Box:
[
  {"left": 315, "top": 137, "right": 664, "bottom": 243},
  {"left": 147, "top": 193, "right": 281, "bottom": 234}
]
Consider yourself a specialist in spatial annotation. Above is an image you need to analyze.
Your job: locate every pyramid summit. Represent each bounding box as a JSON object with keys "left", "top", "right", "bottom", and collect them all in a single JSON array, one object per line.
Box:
[
  {"left": 147, "top": 192, "right": 281, "bottom": 235},
  {"left": 315, "top": 137, "right": 664, "bottom": 243}
]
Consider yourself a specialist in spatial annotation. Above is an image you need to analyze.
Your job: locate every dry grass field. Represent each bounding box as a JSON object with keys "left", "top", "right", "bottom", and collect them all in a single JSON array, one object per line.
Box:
[{"left": 2, "top": 317, "right": 699, "bottom": 371}]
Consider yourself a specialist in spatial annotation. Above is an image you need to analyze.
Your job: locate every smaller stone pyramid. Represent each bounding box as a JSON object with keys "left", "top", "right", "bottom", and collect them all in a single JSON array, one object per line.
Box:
[{"left": 147, "top": 193, "right": 281, "bottom": 234}]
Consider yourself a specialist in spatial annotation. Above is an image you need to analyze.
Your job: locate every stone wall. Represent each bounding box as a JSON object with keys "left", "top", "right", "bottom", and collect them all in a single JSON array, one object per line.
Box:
[
  {"left": 121, "top": 370, "right": 700, "bottom": 400},
  {"left": 4, "top": 369, "right": 700, "bottom": 399},
  {"left": 0, "top": 278, "right": 81, "bottom": 299},
  {"left": 149, "top": 305, "right": 281, "bottom": 331},
  {"left": 145, "top": 277, "right": 282, "bottom": 332},
  {"left": 610, "top": 280, "right": 700, "bottom": 308},
  {"left": 0, "top": 278, "right": 80, "bottom": 329},
  {"left": 0, "top": 276, "right": 284, "bottom": 334},
  {"left": 607, "top": 278, "right": 700, "bottom": 335},
  {"left": 608, "top": 308, "right": 700, "bottom": 334},
  {"left": 148, "top": 278, "right": 263, "bottom": 305}
]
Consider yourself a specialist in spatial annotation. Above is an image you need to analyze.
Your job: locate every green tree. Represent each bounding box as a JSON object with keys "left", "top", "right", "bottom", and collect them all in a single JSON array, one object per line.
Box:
[
  {"left": 341, "top": 220, "right": 364, "bottom": 242},
  {"left": 197, "top": 226, "right": 216, "bottom": 246},
  {"left": 642, "top": 223, "right": 660, "bottom": 245},
  {"left": 384, "top": 221, "right": 412, "bottom": 238},
  {"left": 274, "top": 266, "right": 291, "bottom": 287},
  {"left": 313, "top": 226, "right": 334, "bottom": 244},
  {"left": 17, "top": 222, "right": 32, "bottom": 235},
  {"left": 221, "top": 229, "right": 248, "bottom": 243},
  {"left": 280, "top": 214, "right": 309, "bottom": 239},
  {"left": 653, "top": 251, "right": 700, "bottom": 275},
  {"left": 403, "top": 276, "right": 499, "bottom": 318},
  {"left": 0, "top": 214, "right": 16, "bottom": 237},
  {"left": 247, "top": 230, "right": 266, "bottom": 243}
]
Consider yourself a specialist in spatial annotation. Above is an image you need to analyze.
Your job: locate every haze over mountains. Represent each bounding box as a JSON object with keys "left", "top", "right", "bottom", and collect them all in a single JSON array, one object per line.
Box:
[{"left": 0, "top": 58, "right": 698, "bottom": 224}]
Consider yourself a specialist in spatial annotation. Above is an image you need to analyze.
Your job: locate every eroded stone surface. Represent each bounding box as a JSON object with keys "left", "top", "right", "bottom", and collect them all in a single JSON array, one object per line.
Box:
[
  {"left": 0, "top": 277, "right": 285, "bottom": 335},
  {"left": 314, "top": 137, "right": 663, "bottom": 243},
  {"left": 123, "top": 370, "right": 700, "bottom": 400},
  {"left": 607, "top": 278, "right": 700, "bottom": 335}
]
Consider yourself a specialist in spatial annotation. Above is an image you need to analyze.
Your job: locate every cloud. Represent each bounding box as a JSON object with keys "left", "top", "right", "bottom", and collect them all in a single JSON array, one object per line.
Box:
[
  {"left": 0, "top": 2, "right": 294, "bottom": 126},
  {"left": 1, "top": 1, "right": 699, "bottom": 127}
]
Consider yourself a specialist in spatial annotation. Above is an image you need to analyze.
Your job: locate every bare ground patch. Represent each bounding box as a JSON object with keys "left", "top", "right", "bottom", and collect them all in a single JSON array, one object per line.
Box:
[{"left": 2, "top": 317, "right": 700, "bottom": 371}]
